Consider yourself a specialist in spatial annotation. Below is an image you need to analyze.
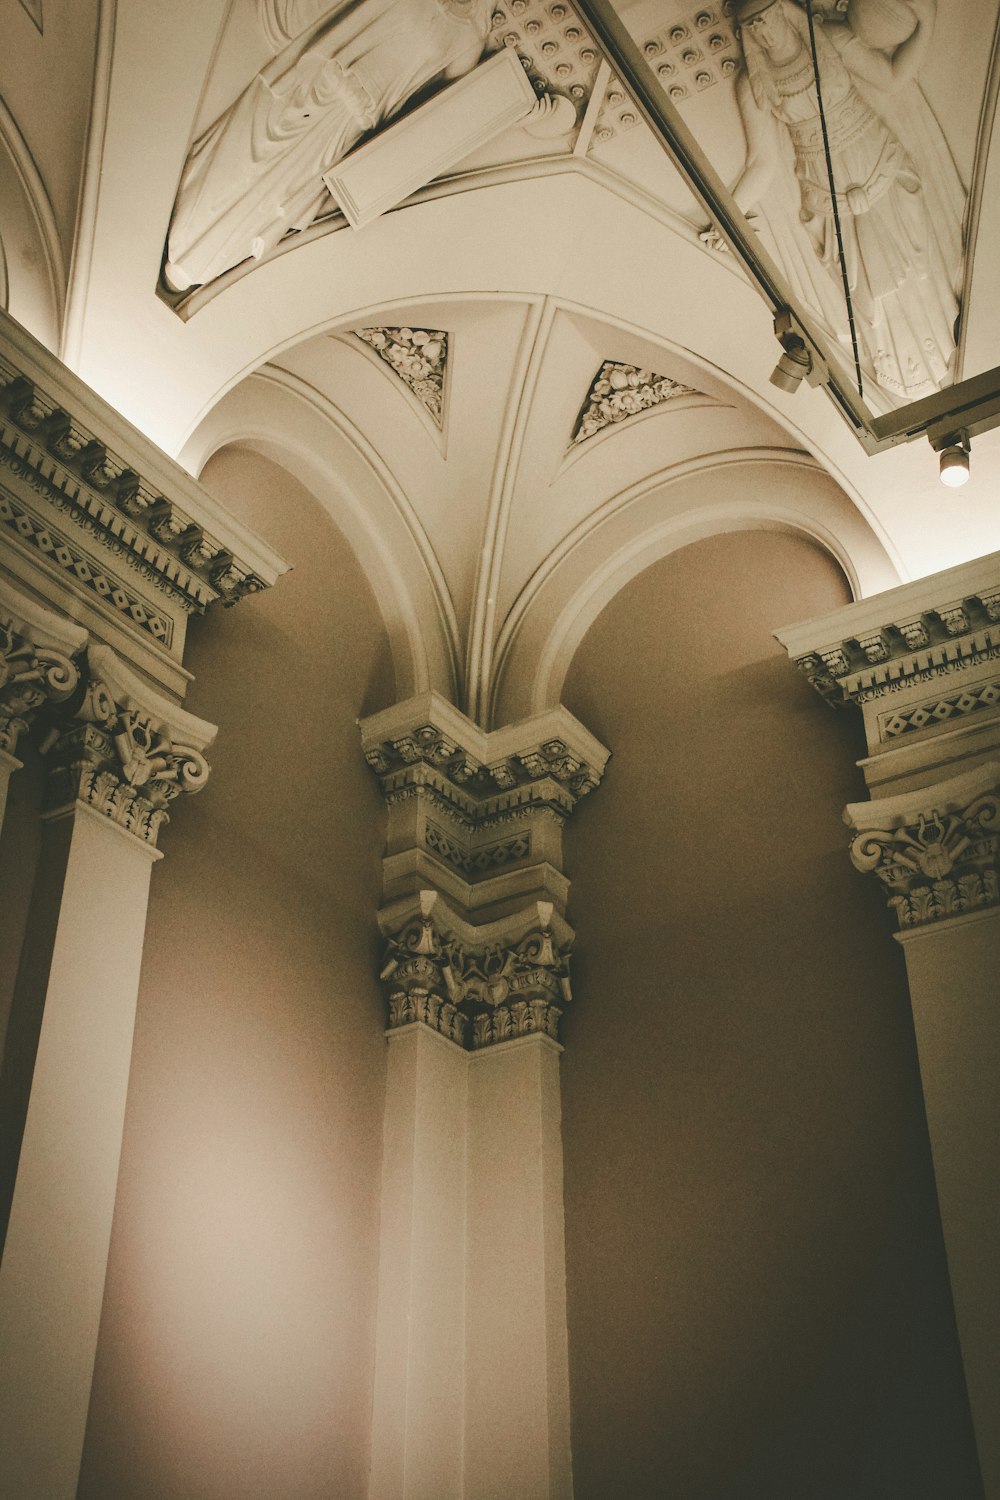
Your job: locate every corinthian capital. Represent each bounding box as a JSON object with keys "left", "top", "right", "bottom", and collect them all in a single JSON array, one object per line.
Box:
[
  {"left": 0, "top": 579, "right": 86, "bottom": 754},
  {"left": 379, "top": 891, "right": 572, "bottom": 1050},
  {"left": 845, "top": 763, "right": 1000, "bottom": 929},
  {"left": 46, "top": 643, "right": 217, "bottom": 846}
]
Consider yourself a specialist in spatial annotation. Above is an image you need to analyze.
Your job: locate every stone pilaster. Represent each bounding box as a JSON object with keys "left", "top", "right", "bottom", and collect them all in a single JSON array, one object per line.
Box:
[
  {"left": 363, "top": 694, "right": 607, "bottom": 1500},
  {"left": 776, "top": 548, "right": 1000, "bottom": 1499}
]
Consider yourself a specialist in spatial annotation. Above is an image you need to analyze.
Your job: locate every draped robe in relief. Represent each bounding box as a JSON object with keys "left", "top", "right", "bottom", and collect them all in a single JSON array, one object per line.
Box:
[
  {"left": 741, "top": 10, "right": 965, "bottom": 406},
  {"left": 166, "top": 0, "right": 492, "bottom": 289}
]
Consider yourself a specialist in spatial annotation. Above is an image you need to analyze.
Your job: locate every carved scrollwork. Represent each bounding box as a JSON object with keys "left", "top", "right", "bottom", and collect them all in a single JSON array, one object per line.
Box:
[
  {"left": 850, "top": 787, "right": 1000, "bottom": 928},
  {"left": 0, "top": 608, "right": 81, "bottom": 754},
  {"left": 43, "top": 649, "right": 213, "bottom": 846}
]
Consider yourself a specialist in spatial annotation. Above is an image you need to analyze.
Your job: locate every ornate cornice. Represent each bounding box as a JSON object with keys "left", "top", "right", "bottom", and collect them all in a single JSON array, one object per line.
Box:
[
  {"left": 571, "top": 361, "right": 700, "bottom": 444},
  {"left": 776, "top": 553, "right": 1000, "bottom": 714},
  {"left": 0, "top": 310, "right": 288, "bottom": 625},
  {"left": 0, "top": 579, "right": 85, "bottom": 754},
  {"left": 380, "top": 891, "right": 570, "bottom": 1049},
  {"left": 361, "top": 692, "right": 607, "bottom": 816},
  {"left": 44, "top": 643, "right": 216, "bottom": 847},
  {"left": 846, "top": 764, "right": 1000, "bottom": 929}
]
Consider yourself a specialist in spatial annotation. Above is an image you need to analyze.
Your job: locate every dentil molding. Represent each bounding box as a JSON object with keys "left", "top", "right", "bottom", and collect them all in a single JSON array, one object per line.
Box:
[{"left": 0, "top": 307, "right": 288, "bottom": 697}]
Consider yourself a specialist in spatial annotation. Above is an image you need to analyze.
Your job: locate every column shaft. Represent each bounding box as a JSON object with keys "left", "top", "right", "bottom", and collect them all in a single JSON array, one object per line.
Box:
[
  {"left": 898, "top": 910, "right": 1000, "bottom": 1496},
  {"left": 369, "top": 1025, "right": 468, "bottom": 1500},
  {"left": 0, "top": 803, "right": 159, "bottom": 1500},
  {"left": 465, "top": 1035, "right": 572, "bottom": 1500}
]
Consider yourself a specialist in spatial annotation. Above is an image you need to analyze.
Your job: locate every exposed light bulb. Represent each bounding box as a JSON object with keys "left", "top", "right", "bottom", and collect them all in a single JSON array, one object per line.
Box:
[{"left": 939, "top": 441, "right": 970, "bottom": 488}]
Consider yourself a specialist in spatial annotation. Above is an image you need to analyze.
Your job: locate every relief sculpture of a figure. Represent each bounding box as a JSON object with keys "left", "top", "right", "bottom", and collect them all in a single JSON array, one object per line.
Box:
[
  {"left": 722, "top": 0, "right": 965, "bottom": 406},
  {"left": 165, "top": 0, "right": 493, "bottom": 291}
]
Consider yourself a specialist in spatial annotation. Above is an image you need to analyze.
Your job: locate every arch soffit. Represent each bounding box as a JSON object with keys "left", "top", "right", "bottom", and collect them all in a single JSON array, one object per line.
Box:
[
  {"left": 180, "top": 369, "right": 460, "bottom": 704},
  {"left": 0, "top": 95, "right": 64, "bottom": 349},
  {"left": 489, "top": 450, "right": 901, "bottom": 727}
]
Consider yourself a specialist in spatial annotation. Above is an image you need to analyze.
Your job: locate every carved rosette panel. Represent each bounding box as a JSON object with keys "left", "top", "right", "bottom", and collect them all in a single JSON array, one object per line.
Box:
[
  {"left": 46, "top": 668, "right": 211, "bottom": 847},
  {"left": 0, "top": 612, "right": 79, "bottom": 755},
  {"left": 850, "top": 789, "right": 1000, "bottom": 928},
  {"left": 572, "top": 362, "right": 700, "bottom": 444},
  {"left": 380, "top": 904, "right": 571, "bottom": 1049},
  {"left": 354, "top": 328, "right": 448, "bottom": 427}
]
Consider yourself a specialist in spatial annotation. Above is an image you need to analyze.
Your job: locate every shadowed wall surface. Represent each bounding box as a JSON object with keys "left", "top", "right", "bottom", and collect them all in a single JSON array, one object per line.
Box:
[
  {"left": 77, "top": 449, "right": 394, "bottom": 1500},
  {"left": 561, "top": 530, "right": 983, "bottom": 1500}
]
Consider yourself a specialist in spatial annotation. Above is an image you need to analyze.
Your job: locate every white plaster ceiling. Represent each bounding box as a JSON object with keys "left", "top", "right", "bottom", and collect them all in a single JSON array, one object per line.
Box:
[{"left": 1, "top": 0, "right": 999, "bottom": 722}]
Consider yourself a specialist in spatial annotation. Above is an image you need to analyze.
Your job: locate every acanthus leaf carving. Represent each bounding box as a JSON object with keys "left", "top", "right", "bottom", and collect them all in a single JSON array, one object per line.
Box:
[
  {"left": 849, "top": 784, "right": 1000, "bottom": 929},
  {"left": 379, "top": 895, "right": 571, "bottom": 1049},
  {"left": 0, "top": 596, "right": 82, "bottom": 755},
  {"left": 43, "top": 647, "right": 214, "bottom": 847}
]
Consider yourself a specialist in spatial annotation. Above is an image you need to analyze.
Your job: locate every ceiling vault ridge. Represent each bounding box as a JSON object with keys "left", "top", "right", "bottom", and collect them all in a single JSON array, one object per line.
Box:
[
  {"left": 247, "top": 364, "right": 463, "bottom": 690},
  {"left": 61, "top": 0, "right": 117, "bottom": 371},
  {"left": 464, "top": 294, "right": 553, "bottom": 728}
]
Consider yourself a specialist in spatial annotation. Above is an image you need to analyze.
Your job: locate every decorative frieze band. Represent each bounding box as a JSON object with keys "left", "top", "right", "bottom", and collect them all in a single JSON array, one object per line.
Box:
[
  {"left": 845, "top": 764, "right": 1000, "bottom": 930},
  {"left": 380, "top": 891, "right": 571, "bottom": 1050}
]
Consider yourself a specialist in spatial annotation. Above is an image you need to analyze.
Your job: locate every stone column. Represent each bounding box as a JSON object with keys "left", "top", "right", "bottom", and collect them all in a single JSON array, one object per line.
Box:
[
  {"left": 777, "top": 552, "right": 1000, "bottom": 1497},
  {"left": 0, "top": 643, "right": 216, "bottom": 1500},
  {"left": 361, "top": 694, "right": 608, "bottom": 1500}
]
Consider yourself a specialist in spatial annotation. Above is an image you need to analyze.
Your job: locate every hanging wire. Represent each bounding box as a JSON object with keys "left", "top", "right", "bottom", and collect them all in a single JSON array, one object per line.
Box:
[{"left": 803, "top": 0, "right": 865, "bottom": 399}]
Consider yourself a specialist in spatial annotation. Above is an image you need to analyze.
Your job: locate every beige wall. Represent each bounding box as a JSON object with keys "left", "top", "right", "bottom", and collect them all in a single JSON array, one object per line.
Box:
[
  {"left": 77, "top": 449, "right": 395, "bottom": 1500},
  {"left": 561, "top": 531, "right": 983, "bottom": 1499}
]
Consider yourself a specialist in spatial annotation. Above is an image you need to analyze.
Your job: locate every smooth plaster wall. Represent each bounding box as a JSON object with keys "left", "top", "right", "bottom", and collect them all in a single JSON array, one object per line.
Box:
[
  {"left": 561, "top": 530, "right": 983, "bottom": 1500},
  {"left": 77, "top": 448, "right": 395, "bottom": 1500}
]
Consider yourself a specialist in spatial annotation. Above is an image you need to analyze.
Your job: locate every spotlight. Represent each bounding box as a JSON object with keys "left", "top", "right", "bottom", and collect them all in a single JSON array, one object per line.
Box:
[
  {"left": 770, "top": 341, "right": 811, "bottom": 393},
  {"left": 938, "top": 433, "right": 970, "bottom": 489},
  {"left": 769, "top": 309, "right": 824, "bottom": 395}
]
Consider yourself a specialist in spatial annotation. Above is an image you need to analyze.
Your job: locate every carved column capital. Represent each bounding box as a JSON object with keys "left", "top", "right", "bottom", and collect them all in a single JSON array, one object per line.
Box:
[
  {"left": 362, "top": 693, "right": 607, "bottom": 1050},
  {"left": 45, "top": 643, "right": 216, "bottom": 847},
  {"left": 379, "top": 890, "right": 572, "bottom": 1050},
  {"left": 845, "top": 763, "right": 1000, "bottom": 929},
  {"left": 0, "top": 579, "right": 87, "bottom": 756}
]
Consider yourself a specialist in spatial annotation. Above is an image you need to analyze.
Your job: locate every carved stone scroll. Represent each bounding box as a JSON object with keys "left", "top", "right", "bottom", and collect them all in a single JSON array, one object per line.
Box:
[
  {"left": 45, "top": 644, "right": 216, "bottom": 848},
  {"left": 846, "top": 765, "right": 1000, "bottom": 930}
]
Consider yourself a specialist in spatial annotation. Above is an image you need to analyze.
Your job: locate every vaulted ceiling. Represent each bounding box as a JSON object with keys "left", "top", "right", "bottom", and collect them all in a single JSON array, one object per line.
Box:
[{"left": 1, "top": 0, "right": 998, "bottom": 724}]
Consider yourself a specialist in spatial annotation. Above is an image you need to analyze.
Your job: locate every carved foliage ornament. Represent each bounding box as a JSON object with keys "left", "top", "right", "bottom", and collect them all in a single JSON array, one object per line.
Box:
[
  {"left": 0, "top": 613, "right": 78, "bottom": 756},
  {"left": 572, "top": 361, "right": 700, "bottom": 444},
  {"left": 850, "top": 790, "right": 1000, "bottom": 929},
  {"left": 380, "top": 899, "right": 571, "bottom": 1048},
  {"left": 45, "top": 661, "right": 210, "bottom": 847},
  {"left": 354, "top": 328, "right": 448, "bottom": 427}
]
